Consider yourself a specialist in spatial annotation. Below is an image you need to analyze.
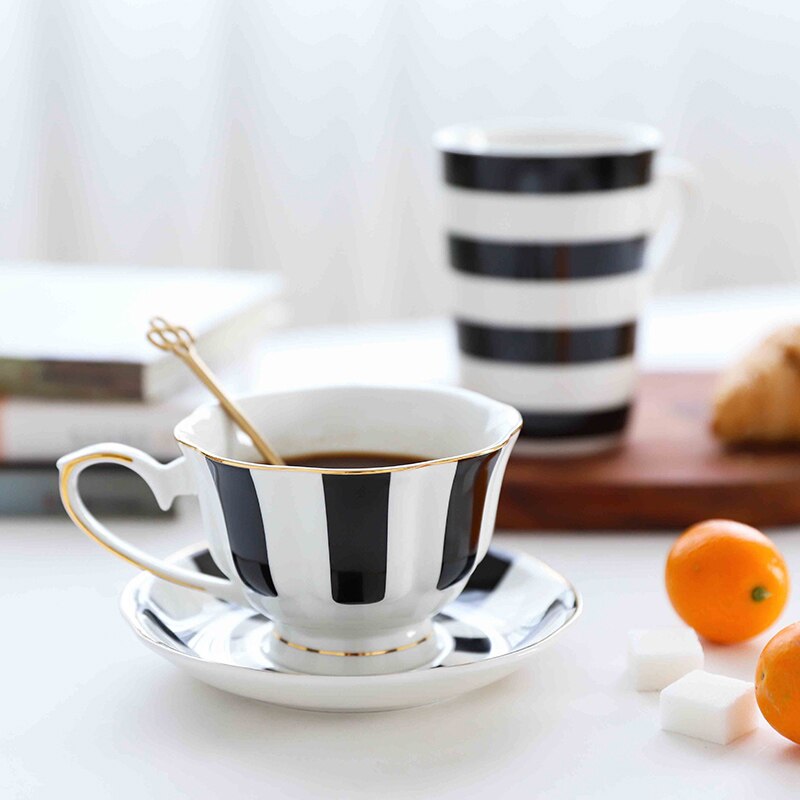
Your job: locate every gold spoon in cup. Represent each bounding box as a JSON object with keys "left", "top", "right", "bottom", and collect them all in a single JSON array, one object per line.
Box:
[{"left": 146, "top": 316, "right": 285, "bottom": 466}]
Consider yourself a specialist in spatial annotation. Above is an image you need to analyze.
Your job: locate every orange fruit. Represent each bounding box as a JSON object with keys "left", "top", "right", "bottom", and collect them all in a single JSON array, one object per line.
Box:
[
  {"left": 756, "top": 622, "right": 800, "bottom": 745},
  {"left": 665, "top": 519, "right": 789, "bottom": 643}
]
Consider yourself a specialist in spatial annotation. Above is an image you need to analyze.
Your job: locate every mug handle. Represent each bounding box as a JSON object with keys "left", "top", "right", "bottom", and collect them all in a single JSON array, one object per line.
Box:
[
  {"left": 646, "top": 156, "right": 702, "bottom": 275},
  {"left": 57, "top": 443, "right": 243, "bottom": 603}
]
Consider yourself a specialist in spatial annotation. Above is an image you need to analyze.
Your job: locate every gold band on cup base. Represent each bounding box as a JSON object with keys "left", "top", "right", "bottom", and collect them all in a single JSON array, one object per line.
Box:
[{"left": 273, "top": 631, "right": 430, "bottom": 657}]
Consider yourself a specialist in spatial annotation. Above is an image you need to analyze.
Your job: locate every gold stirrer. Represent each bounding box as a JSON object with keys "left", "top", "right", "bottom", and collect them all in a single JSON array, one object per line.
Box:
[{"left": 146, "top": 316, "right": 285, "bottom": 466}]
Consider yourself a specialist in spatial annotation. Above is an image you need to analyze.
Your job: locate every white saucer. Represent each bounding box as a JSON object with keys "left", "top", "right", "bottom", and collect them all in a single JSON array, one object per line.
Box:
[{"left": 120, "top": 544, "right": 581, "bottom": 712}]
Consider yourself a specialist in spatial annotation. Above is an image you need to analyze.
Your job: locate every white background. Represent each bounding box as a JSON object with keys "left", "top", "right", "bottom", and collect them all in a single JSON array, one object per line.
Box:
[{"left": 3, "top": 0, "right": 800, "bottom": 323}]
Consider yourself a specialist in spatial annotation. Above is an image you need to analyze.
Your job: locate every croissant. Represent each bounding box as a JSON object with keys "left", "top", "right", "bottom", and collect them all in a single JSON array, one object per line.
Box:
[{"left": 712, "top": 325, "right": 800, "bottom": 444}]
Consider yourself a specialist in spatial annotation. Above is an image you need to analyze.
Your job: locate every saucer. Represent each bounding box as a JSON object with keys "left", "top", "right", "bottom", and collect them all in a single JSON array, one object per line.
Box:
[{"left": 120, "top": 544, "right": 581, "bottom": 712}]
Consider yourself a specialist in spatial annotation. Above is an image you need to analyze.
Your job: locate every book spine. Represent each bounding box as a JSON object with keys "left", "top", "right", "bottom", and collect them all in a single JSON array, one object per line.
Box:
[
  {"left": 0, "top": 465, "right": 174, "bottom": 517},
  {"left": 0, "top": 358, "right": 144, "bottom": 401},
  {"left": 0, "top": 397, "right": 185, "bottom": 462}
]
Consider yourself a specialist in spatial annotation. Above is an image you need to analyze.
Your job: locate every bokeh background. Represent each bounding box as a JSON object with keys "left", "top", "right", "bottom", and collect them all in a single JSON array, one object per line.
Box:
[{"left": 3, "top": 0, "right": 800, "bottom": 323}]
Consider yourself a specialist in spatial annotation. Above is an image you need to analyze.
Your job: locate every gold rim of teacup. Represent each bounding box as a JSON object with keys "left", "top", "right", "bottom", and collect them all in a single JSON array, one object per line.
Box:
[{"left": 174, "top": 420, "right": 522, "bottom": 476}]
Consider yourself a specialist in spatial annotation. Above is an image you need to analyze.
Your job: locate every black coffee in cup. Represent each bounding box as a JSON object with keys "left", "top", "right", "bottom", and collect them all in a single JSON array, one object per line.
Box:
[{"left": 286, "top": 451, "right": 427, "bottom": 469}]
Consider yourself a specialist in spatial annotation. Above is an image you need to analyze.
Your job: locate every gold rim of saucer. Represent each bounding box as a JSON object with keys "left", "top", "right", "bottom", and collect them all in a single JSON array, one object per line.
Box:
[{"left": 174, "top": 421, "right": 522, "bottom": 475}]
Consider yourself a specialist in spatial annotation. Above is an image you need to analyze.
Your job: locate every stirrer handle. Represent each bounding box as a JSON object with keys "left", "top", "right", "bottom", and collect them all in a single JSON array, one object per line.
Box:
[{"left": 146, "top": 317, "right": 285, "bottom": 466}]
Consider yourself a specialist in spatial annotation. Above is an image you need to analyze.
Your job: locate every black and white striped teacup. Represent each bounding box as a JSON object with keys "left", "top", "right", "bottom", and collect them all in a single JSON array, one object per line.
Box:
[
  {"left": 57, "top": 385, "right": 521, "bottom": 675},
  {"left": 435, "top": 121, "right": 698, "bottom": 455}
]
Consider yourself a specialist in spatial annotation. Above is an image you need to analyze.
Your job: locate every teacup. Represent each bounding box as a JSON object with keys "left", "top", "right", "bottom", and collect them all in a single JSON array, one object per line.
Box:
[{"left": 57, "top": 385, "right": 521, "bottom": 675}]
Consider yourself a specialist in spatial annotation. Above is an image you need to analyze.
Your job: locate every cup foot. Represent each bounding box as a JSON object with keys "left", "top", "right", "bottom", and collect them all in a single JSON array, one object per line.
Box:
[{"left": 265, "top": 620, "right": 450, "bottom": 676}]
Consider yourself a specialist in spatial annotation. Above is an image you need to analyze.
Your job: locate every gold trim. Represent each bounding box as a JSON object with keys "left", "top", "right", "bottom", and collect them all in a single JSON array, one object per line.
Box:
[
  {"left": 59, "top": 453, "right": 203, "bottom": 591},
  {"left": 273, "top": 631, "right": 430, "bottom": 657},
  {"left": 146, "top": 316, "right": 285, "bottom": 467},
  {"left": 175, "top": 421, "right": 523, "bottom": 475}
]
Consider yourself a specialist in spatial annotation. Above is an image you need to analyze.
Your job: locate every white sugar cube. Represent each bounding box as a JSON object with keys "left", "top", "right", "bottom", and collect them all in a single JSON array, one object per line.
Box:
[
  {"left": 628, "top": 627, "right": 704, "bottom": 691},
  {"left": 660, "top": 670, "right": 759, "bottom": 745}
]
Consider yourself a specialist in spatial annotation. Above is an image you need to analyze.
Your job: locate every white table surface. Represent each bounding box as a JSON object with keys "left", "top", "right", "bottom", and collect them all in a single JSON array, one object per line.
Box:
[{"left": 4, "top": 285, "right": 800, "bottom": 799}]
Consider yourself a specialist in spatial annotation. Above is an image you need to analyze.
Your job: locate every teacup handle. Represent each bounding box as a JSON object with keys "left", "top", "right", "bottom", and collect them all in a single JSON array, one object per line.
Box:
[
  {"left": 57, "top": 443, "right": 242, "bottom": 602},
  {"left": 647, "top": 156, "right": 702, "bottom": 275}
]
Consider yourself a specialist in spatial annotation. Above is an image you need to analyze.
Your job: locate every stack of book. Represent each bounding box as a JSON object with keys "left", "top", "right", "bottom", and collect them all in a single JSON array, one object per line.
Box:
[{"left": 0, "top": 264, "right": 284, "bottom": 515}]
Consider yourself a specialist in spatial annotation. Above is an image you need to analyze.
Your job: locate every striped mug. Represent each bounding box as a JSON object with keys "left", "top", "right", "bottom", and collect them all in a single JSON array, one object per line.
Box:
[
  {"left": 436, "top": 120, "right": 698, "bottom": 455},
  {"left": 58, "top": 385, "right": 521, "bottom": 675}
]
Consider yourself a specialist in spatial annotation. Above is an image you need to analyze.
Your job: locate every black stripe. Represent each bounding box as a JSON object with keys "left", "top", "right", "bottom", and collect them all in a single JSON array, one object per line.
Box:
[
  {"left": 457, "top": 322, "right": 636, "bottom": 364},
  {"left": 192, "top": 550, "right": 226, "bottom": 580},
  {"left": 322, "top": 472, "right": 390, "bottom": 604},
  {"left": 453, "top": 636, "right": 492, "bottom": 654},
  {"left": 437, "top": 451, "right": 501, "bottom": 590},
  {"left": 520, "top": 406, "right": 631, "bottom": 439},
  {"left": 464, "top": 550, "right": 513, "bottom": 592},
  {"left": 443, "top": 151, "right": 654, "bottom": 193},
  {"left": 449, "top": 236, "right": 645, "bottom": 279},
  {"left": 206, "top": 459, "right": 277, "bottom": 597},
  {"left": 141, "top": 610, "right": 192, "bottom": 653}
]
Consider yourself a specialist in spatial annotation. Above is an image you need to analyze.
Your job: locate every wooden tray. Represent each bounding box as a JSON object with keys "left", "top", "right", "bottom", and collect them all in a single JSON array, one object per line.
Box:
[{"left": 497, "top": 372, "right": 800, "bottom": 531}]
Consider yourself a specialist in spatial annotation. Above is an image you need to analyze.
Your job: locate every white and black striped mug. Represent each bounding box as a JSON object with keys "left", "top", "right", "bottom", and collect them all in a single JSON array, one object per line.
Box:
[
  {"left": 57, "top": 385, "right": 521, "bottom": 675},
  {"left": 435, "top": 120, "right": 699, "bottom": 455}
]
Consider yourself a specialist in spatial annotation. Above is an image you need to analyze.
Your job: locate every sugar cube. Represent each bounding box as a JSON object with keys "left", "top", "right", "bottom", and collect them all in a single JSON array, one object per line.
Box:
[
  {"left": 660, "top": 670, "right": 759, "bottom": 745},
  {"left": 628, "top": 627, "right": 704, "bottom": 691}
]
